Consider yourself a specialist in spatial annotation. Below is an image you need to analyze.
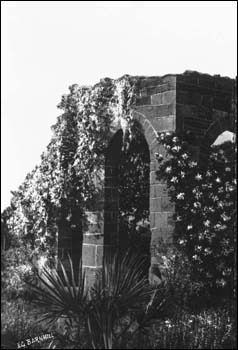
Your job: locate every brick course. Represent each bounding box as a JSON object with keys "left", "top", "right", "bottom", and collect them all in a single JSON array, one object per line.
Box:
[{"left": 80, "top": 71, "right": 236, "bottom": 287}]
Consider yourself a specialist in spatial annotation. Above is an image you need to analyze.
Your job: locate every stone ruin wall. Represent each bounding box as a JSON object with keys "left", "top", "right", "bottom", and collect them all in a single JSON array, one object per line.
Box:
[{"left": 60, "top": 71, "right": 236, "bottom": 287}]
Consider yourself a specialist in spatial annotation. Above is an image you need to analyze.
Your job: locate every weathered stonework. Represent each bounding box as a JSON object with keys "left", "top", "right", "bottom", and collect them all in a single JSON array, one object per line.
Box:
[{"left": 79, "top": 71, "right": 236, "bottom": 287}]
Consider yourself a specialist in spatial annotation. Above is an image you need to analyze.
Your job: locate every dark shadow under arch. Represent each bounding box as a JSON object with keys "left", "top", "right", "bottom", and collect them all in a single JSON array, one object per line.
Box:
[
  {"left": 104, "top": 130, "right": 123, "bottom": 246},
  {"left": 118, "top": 124, "right": 150, "bottom": 256},
  {"left": 104, "top": 125, "right": 150, "bottom": 263}
]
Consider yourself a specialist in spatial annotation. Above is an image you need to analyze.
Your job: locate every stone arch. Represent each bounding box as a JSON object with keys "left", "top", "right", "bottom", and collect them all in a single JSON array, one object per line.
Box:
[
  {"left": 204, "top": 116, "right": 233, "bottom": 144},
  {"left": 131, "top": 110, "right": 175, "bottom": 283},
  {"left": 199, "top": 116, "right": 235, "bottom": 164},
  {"left": 212, "top": 131, "right": 236, "bottom": 146},
  {"left": 131, "top": 110, "right": 160, "bottom": 162},
  {"left": 104, "top": 123, "right": 151, "bottom": 257},
  {"left": 82, "top": 111, "right": 175, "bottom": 287}
]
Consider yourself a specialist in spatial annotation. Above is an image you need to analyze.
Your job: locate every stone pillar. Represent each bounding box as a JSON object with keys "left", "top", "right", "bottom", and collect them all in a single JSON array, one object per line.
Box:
[
  {"left": 103, "top": 131, "right": 122, "bottom": 258},
  {"left": 81, "top": 163, "right": 105, "bottom": 288},
  {"left": 132, "top": 75, "right": 177, "bottom": 284},
  {"left": 104, "top": 163, "right": 120, "bottom": 247},
  {"left": 82, "top": 211, "right": 104, "bottom": 289},
  {"left": 149, "top": 151, "right": 175, "bottom": 284},
  {"left": 82, "top": 131, "right": 122, "bottom": 288}
]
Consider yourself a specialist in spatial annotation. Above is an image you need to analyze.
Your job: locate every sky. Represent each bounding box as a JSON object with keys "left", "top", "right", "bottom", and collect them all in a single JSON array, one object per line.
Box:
[{"left": 1, "top": 1, "right": 237, "bottom": 210}]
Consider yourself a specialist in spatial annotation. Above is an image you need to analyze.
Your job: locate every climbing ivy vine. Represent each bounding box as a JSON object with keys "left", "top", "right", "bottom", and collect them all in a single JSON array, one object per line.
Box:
[
  {"left": 2, "top": 74, "right": 236, "bottom": 301},
  {"left": 1, "top": 75, "right": 143, "bottom": 274}
]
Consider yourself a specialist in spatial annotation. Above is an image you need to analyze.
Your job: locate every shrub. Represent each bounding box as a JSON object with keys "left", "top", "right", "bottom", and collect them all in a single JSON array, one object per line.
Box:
[
  {"left": 153, "top": 242, "right": 209, "bottom": 312},
  {"left": 25, "top": 252, "right": 175, "bottom": 349},
  {"left": 156, "top": 132, "right": 236, "bottom": 303},
  {"left": 145, "top": 307, "right": 236, "bottom": 349},
  {"left": 1, "top": 245, "right": 34, "bottom": 300},
  {"left": 2, "top": 247, "right": 236, "bottom": 349},
  {"left": 1, "top": 299, "right": 54, "bottom": 349}
]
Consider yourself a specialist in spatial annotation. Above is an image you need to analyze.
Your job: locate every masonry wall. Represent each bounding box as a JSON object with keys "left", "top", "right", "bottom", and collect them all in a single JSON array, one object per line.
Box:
[
  {"left": 176, "top": 72, "right": 235, "bottom": 161},
  {"left": 80, "top": 71, "right": 236, "bottom": 287},
  {"left": 132, "top": 75, "right": 177, "bottom": 283}
]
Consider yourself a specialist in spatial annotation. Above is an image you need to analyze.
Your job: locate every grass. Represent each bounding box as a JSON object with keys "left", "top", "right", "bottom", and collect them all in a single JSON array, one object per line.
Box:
[
  {"left": 1, "top": 300, "right": 236, "bottom": 349},
  {"left": 146, "top": 308, "right": 236, "bottom": 349},
  {"left": 1, "top": 298, "right": 56, "bottom": 349}
]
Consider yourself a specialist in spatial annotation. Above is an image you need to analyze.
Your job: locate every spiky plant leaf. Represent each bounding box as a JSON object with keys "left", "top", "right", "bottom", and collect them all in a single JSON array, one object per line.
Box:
[
  {"left": 25, "top": 257, "right": 88, "bottom": 325},
  {"left": 87, "top": 250, "right": 154, "bottom": 349}
]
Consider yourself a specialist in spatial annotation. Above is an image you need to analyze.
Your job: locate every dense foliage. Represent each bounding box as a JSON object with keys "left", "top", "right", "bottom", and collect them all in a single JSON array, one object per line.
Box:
[
  {"left": 118, "top": 124, "right": 150, "bottom": 254},
  {"left": 1, "top": 76, "right": 142, "bottom": 267},
  {"left": 1, "top": 72, "right": 237, "bottom": 349},
  {"left": 156, "top": 131, "right": 236, "bottom": 300},
  {"left": 2, "top": 75, "right": 236, "bottom": 304},
  {"left": 2, "top": 253, "right": 236, "bottom": 349},
  {"left": 17, "top": 253, "right": 236, "bottom": 349}
]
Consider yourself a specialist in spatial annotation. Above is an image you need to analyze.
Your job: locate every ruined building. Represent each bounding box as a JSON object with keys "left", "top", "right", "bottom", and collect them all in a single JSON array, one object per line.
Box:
[
  {"left": 79, "top": 71, "right": 236, "bottom": 286},
  {"left": 2, "top": 71, "right": 237, "bottom": 288}
]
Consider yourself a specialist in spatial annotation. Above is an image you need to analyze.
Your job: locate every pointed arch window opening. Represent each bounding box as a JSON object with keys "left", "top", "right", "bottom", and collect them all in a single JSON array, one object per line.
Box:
[{"left": 104, "top": 126, "right": 150, "bottom": 260}]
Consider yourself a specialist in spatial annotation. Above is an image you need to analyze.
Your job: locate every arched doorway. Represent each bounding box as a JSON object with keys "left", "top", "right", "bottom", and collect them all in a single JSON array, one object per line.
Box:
[
  {"left": 212, "top": 130, "right": 236, "bottom": 146},
  {"left": 82, "top": 112, "right": 174, "bottom": 287},
  {"left": 104, "top": 124, "right": 150, "bottom": 271},
  {"left": 199, "top": 117, "right": 235, "bottom": 164},
  {"left": 104, "top": 129, "right": 123, "bottom": 247}
]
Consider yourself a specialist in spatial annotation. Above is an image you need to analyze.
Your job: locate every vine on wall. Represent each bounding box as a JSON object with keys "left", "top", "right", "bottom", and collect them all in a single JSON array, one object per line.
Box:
[
  {"left": 1, "top": 75, "right": 236, "bottom": 300},
  {"left": 1, "top": 76, "right": 142, "bottom": 279}
]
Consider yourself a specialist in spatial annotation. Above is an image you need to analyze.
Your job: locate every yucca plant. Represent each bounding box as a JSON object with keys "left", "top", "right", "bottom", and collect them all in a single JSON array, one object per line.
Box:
[
  {"left": 26, "top": 258, "right": 88, "bottom": 325},
  {"left": 24, "top": 257, "right": 90, "bottom": 348},
  {"left": 87, "top": 251, "right": 154, "bottom": 349},
  {"left": 25, "top": 251, "right": 171, "bottom": 349}
]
